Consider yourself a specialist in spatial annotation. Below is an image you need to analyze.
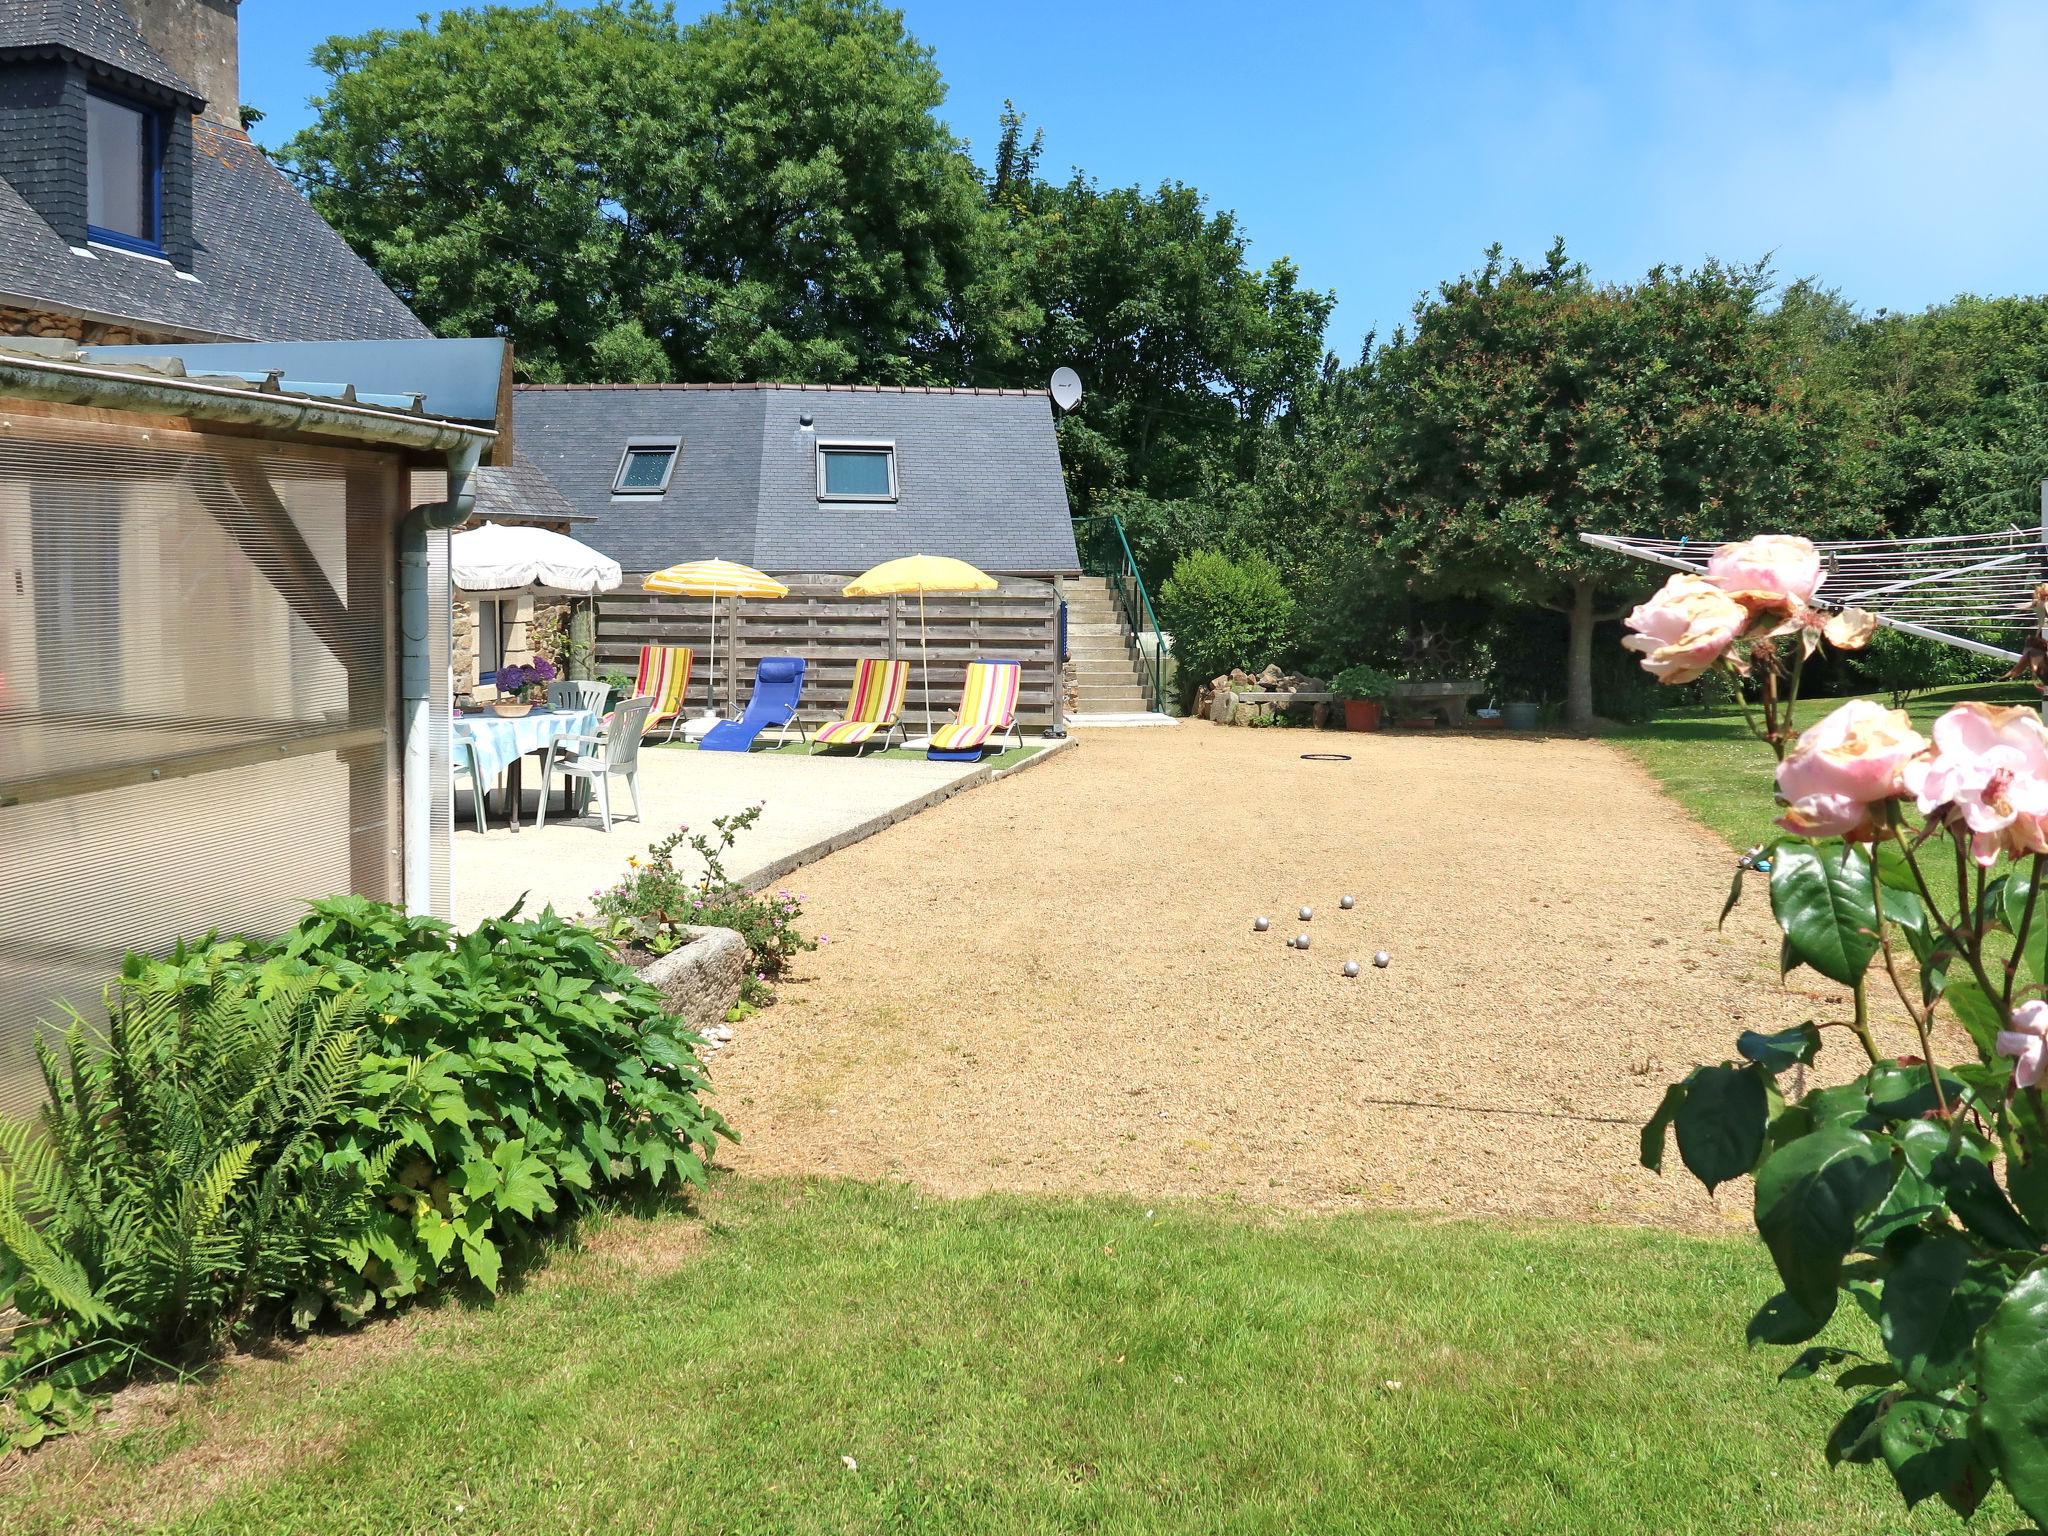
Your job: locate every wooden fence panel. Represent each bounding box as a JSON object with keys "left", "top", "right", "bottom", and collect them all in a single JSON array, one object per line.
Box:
[{"left": 595, "top": 574, "right": 1063, "bottom": 727}]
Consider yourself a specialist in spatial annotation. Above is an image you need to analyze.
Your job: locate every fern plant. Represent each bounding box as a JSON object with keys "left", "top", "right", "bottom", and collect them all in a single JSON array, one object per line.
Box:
[{"left": 0, "top": 951, "right": 393, "bottom": 1403}]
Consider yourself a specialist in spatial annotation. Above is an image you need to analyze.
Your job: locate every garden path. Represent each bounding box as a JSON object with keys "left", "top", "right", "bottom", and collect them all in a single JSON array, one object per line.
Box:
[{"left": 712, "top": 722, "right": 1901, "bottom": 1228}]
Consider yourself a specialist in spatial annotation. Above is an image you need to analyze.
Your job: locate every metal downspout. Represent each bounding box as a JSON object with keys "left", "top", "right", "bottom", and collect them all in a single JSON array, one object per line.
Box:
[{"left": 402, "top": 440, "right": 483, "bottom": 915}]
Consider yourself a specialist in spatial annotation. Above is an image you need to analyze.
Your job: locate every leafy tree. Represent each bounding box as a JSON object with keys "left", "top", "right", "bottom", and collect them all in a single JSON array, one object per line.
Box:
[
  {"left": 1357, "top": 241, "right": 1855, "bottom": 728},
  {"left": 1820, "top": 294, "right": 2048, "bottom": 539},
  {"left": 641, "top": 0, "right": 995, "bottom": 382},
  {"left": 281, "top": 0, "right": 996, "bottom": 384},
  {"left": 281, "top": 3, "right": 681, "bottom": 382},
  {"left": 976, "top": 115, "right": 1334, "bottom": 516}
]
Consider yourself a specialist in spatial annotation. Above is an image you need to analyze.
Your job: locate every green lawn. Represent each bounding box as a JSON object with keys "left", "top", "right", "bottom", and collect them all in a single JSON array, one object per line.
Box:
[
  {"left": 1, "top": 1178, "right": 1997, "bottom": 1535},
  {"left": 1609, "top": 683, "right": 2041, "bottom": 854}
]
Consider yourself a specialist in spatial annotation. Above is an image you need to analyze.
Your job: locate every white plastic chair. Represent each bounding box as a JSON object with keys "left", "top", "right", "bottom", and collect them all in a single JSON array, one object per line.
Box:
[
  {"left": 536, "top": 695, "right": 650, "bottom": 833},
  {"left": 453, "top": 742, "right": 489, "bottom": 832},
  {"left": 548, "top": 679, "right": 610, "bottom": 713}
]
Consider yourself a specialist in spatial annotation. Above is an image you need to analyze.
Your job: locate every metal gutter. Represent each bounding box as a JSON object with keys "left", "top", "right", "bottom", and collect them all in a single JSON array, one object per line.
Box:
[{"left": 0, "top": 353, "right": 495, "bottom": 453}]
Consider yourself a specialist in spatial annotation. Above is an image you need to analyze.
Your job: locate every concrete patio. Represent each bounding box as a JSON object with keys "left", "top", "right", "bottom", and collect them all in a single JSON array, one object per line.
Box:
[{"left": 452, "top": 741, "right": 1064, "bottom": 928}]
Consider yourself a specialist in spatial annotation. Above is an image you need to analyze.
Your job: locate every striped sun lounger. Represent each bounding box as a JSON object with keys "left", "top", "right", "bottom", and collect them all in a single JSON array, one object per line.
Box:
[
  {"left": 810, "top": 657, "right": 910, "bottom": 756},
  {"left": 927, "top": 660, "right": 1022, "bottom": 761},
  {"left": 632, "top": 644, "right": 695, "bottom": 740}
]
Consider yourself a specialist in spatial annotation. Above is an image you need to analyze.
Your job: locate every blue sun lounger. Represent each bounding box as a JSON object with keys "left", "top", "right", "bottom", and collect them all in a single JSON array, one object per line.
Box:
[{"left": 700, "top": 656, "right": 808, "bottom": 752}]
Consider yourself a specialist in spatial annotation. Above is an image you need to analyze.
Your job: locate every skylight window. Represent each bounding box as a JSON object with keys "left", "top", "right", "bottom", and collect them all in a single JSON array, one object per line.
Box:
[
  {"left": 613, "top": 439, "right": 680, "bottom": 496},
  {"left": 818, "top": 442, "right": 897, "bottom": 501}
]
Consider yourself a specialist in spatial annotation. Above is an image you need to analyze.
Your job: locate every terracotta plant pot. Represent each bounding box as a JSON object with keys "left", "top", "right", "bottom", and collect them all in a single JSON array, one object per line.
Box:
[
  {"left": 491, "top": 701, "right": 535, "bottom": 718},
  {"left": 1342, "top": 699, "right": 1382, "bottom": 732}
]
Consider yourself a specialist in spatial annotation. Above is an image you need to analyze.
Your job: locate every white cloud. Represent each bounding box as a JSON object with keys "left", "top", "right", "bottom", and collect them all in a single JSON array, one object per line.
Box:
[{"left": 1654, "top": 0, "right": 2048, "bottom": 309}]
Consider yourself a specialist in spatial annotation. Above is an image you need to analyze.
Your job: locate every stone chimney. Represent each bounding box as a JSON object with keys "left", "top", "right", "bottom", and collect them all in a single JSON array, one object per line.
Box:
[{"left": 125, "top": 0, "right": 239, "bottom": 128}]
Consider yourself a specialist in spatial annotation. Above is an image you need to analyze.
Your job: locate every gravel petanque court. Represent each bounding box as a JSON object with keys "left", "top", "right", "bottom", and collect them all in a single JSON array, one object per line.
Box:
[{"left": 713, "top": 722, "right": 1918, "bottom": 1229}]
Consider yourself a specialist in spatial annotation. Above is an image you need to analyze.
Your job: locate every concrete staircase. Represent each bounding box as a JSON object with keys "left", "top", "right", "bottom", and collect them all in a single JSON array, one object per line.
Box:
[{"left": 1066, "top": 575, "right": 1160, "bottom": 715}]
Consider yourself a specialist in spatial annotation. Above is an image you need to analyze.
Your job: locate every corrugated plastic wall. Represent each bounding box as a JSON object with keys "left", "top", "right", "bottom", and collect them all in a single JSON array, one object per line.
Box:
[{"left": 0, "top": 412, "right": 403, "bottom": 1121}]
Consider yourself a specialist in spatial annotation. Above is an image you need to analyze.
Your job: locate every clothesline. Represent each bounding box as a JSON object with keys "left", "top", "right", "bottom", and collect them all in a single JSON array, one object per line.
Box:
[{"left": 1580, "top": 528, "right": 2045, "bottom": 662}]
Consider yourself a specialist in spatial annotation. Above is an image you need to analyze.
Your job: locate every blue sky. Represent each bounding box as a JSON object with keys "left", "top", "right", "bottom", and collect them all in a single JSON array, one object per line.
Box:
[{"left": 241, "top": 0, "right": 2048, "bottom": 361}]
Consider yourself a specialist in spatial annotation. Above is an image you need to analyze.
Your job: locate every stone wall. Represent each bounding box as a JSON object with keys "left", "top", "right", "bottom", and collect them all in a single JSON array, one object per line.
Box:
[
  {"left": 453, "top": 594, "right": 575, "bottom": 701},
  {"left": 1, "top": 304, "right": 171, "bottom": 346}
]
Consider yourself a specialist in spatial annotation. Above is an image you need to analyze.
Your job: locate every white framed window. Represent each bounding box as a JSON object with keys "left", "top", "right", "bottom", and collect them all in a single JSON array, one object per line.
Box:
[
  {"left": 613, "top": 438, "right": 680, "bottom": 496},
  {"left": 817, "top": 441, "right": 897, "bottom": 501}
]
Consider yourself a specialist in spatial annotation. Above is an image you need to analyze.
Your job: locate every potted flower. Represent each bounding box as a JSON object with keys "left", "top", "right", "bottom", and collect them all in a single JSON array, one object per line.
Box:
[
  {"left": 490, "top": 655, "right": 558, "bottom": 717},
  {"left": 1330, "top": 665, "right": 1395, "bottom": 732}
]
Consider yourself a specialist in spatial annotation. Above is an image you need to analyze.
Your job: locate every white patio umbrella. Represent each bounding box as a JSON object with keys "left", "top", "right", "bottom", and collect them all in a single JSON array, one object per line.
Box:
[
  {"left": 450, "top": 521, "right": 623, "bottom": 599},
  {"left": 452, "top": 522, "right": 623, "bottom": 689}
]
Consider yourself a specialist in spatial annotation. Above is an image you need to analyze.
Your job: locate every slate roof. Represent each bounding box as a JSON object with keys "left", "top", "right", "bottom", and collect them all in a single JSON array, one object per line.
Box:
[
  {"left": 0, "top": 0, "right": 199, "bottom": 102},
  {"left": 473, "top": 453, "right": 592, "bottom": 525},
  {"left": 0, "top": 115, "right": 429, "bottom": 342},
  {"left": 513, "top": 384, "right": 1081, "bottom": 577}
]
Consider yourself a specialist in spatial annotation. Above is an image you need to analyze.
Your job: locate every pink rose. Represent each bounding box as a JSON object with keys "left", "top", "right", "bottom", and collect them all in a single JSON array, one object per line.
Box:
[
  {"left": 1902, "top": 702, "right": 2048, "bottom": 866},
  {"left": 1707, "top": 535, "right": 1824, "bottom": 609},
  {"left": 1999, "top": 1000, "right": 2048, "bottom": 1089},
  {"left": 1775, "top": 700, "right": 1927, "bottom": 839},
  {"left": 1822, "top": 608, "right": 1880, "bottom": 650},
  {"left": 1622, "top": 574, "right": 1750, "bottom": 684}
]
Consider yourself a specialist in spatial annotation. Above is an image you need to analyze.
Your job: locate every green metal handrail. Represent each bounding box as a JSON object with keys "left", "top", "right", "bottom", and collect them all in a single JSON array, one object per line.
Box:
[{"left": 1073, "top": 514, "right": 1168, "bottom": 714}]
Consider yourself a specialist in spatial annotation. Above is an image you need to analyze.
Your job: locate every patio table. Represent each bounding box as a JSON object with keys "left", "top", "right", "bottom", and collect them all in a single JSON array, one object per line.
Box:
[{"left": 454, "top": 706, "right": 599, "bottom": 832}]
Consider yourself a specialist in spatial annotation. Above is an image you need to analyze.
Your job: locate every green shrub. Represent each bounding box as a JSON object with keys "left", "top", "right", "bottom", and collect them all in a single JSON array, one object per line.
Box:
[
  {"left": 274, "top": 897, "right": 733, "bottom": 1305},
  {"left": 0, "top": 954, "right": 395, "bottom": 1443},
  {"left": 0, "top": 900, "right": 731, "bottom": 1449},
  {"left": 593, "top": 806, "right": 815, "bottom": 1004},
  {"left": 1329, "top": 664, "right": 1397, "bottom": 700},
  {"left": 1157, "top": 549, "right": 1296, "bottom": 707}
]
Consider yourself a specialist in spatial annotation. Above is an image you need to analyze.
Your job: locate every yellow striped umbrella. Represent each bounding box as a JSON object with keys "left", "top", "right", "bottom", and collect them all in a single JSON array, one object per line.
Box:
[
  {"left": 843, "top": 555, "right": 998, "bottom": 732},
  {"left": 642, "top": 560, "right": 790, "bottom": 722}
]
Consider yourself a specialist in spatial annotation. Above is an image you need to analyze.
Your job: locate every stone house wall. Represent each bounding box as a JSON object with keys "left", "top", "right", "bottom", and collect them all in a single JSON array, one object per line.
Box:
[{"left": 2, "top": 303, "right": 178, "bottom": 346}]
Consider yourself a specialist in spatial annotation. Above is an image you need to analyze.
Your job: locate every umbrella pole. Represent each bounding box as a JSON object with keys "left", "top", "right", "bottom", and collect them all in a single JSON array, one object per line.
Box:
[{"left": 707, "top": 593, "right": 717, "bottom": 718}]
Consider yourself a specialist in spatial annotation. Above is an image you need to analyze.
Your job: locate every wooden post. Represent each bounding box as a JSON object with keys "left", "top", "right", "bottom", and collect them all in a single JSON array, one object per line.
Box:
[
  {"left": 726, "top": 595, "right": 742, "bottom": 713},
  {"left": 567, "top": 598, "right": 595, "bottom": 681}
]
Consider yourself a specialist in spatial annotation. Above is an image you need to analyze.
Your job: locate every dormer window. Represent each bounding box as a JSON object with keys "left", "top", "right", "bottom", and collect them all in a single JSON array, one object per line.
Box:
[
  {"left": 818, "top": 442, "right": 897, "bottom": 501},
  {"left": 612, "top": 438, "right": 680, "bottom": 496},
  {"left": 86, "top": 90, "right": 165, "bottom": 254}
]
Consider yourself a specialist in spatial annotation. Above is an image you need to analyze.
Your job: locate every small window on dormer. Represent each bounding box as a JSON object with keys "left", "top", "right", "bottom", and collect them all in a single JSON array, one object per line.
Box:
[
  {"left": 87, "top": 91, "right": 164, "bottom": 254},
  {"left": 613, "top": 438, "right": 679, "bottom": 496}
]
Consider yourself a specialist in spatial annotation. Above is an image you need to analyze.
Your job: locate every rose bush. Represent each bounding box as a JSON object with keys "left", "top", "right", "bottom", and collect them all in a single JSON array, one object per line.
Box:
[{"left": 1628, "top": 534, "right": 2048, "bottom": 1522}]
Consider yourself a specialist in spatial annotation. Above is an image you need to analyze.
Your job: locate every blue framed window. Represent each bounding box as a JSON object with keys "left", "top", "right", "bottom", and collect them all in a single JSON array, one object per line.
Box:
[{"left": 86, "top": 90, "right": 165, "bottom": 255}]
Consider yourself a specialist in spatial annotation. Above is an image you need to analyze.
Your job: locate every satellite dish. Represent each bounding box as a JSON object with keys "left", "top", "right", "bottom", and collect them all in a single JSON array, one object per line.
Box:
[{"left": 1049, "top": 367, "right": 1083, "bottom": 412}]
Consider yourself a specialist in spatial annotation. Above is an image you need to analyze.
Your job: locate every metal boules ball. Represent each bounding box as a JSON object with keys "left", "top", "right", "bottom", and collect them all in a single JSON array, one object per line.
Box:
[
  {"left": 1296, "top": 933, "right": 1311, "bottom": 950},
  {"left": 1254, "top": 916, "right": 1271, "bottom": 932},
  {"left": 1343, "top": 960, "right": 1360, "bottom": 978},
  {"left": 1299, "top": 906, "right": 1314, "bottom": 922},
  {"left": 1373, "top": 950, "right": 1391, "bottom": 969},
  {"left": 1340, "top": 895, "right": 1355, "bottom": 910}
]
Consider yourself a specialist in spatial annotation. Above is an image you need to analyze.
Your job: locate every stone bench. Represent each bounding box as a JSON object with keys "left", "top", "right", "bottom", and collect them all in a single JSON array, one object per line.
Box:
[{"left": 1387, "top": 680, "right": 1486, "bottom": 725}]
